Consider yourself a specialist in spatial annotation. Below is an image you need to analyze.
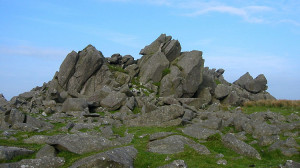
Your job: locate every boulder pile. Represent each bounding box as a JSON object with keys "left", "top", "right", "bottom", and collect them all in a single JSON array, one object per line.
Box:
[{"left": 0, "top": 34, "right": 298, "bottom": 167}]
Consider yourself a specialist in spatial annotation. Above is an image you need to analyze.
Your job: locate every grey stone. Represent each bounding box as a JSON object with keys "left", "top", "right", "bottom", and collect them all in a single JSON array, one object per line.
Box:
[
  {"left": 217, "top": 159, "right": 227, "bottom": 165},
  {"left": 7, "top": 109, "right": 25, "bottom": 126},
  {"left": 57, "top": 51, "right": 79, "bottom": 89},
  {"left": 245, "top": 74, "right": 267, "bottom": 93},
  {"left": 149, "top": 132, "right": 175, "bottom": 141},
  {"left": 252, "top": 122, "right": 280, "bottom": 138},
  {"left": 215, "top": 84, "right": 230, "bottom": 99},
  {"left": 159, "top": 66, "right": 184, "bottom": 98},
  {"left": 177, "top": 50, "right": 204, "bottom": 97},
  {"left": 0, "top": 146, "right": 34, "bottom": 160},
  {"left": 108, "top": 53, "right": 122, "bottom": 64},
  {"left": 139, "top": 34, "right": 172, "bottom": 56},
  {"left": 46, "top": 133, "right": 119, "bottom": 154},
  {"left": 100, "top": 91, "right": 127, "bottom": 111},
  {"left": 125, "top": 105, "right": 184, "bottom": 127},
  {"left": 70, "top": 146, "right": 137, "bottom": 168},
  {"left": 122, "top": 55, "right": 135, "bottom": 67},
  {"left": 162, "top": 40, "right": 181, "bottom": 62},
  {"left": 61, "top": 98, "right": 88, "bottom": 112},
  {"left": 269, "top": 137, "right": 300, "bottom": 157},
  {"left": 124, "top": 64, "right": 139, "bottom": 78},
  {"left": 24, "top": 135, "right": 49, "bottom": 144},
  {"left": 36, "top": 144, "right": 57, "bottom": 158},
  {"left": 148, "top": 135, "right": 210, "bottom": 154},
  {"left": 18, "top": 91, "right": 38, "bottom": 100},
  {"left": 233, "top": 72, "right": 253, "bottom": 89},
  {"left": 178, "top": 98, "right": 207, "bottom": 110},
  {"left": 139, "top": 51, "right": 169, "bottom": 84},
  {"left": 222, "top": 133, "right": 261, "bottom": 160},
  {"left": 195, "top": 87, "right": 212, "bottom": 107},
  {"left": 0, "top": 157, "right": 65, "bottom": 168},
  {"left": 67, "top": 45, "right": 105, "bottom": 92},
  {"left": 0, "top": 94, "right": 8, "bottom": 107},
  {"left": 182, "top": 124, "right": 219, "bottom": 140},
  {"left": 158, "top": 160, "right": 188, "bottom": 168},
  {"left": 26, "top": 115, "right": 54, "bottom": 131}
]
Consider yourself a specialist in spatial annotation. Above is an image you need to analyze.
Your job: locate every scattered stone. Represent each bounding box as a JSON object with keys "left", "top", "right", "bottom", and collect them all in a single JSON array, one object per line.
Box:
[
  {"left": 0, "top": 156, "right": 65, "bottom": 168},
  {"left": 182, "top": 124, "right": 219, "bottom": 140},
  {"left": 217, "top": 159, "right": 227, "bottom": 165},
  {"left": 149, "top": 132, "right": 175, "bottom": 141},
  {"left": 70, "top": 146, "right": 137, "bottom": 168},
  {"left": 36, "top": 144, "right": 57, "bottom": 158},
  {"left": 222, "top": 133, "right": 261, "bottom": 160}
]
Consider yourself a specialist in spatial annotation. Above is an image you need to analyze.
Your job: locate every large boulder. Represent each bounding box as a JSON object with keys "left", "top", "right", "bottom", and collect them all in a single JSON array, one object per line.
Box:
[
  {"left": 148, "top": 135, "right": 210, "bottom": 154},
  {"left": 182, "top": 124, "right": 219, "bottom": 140},
  {"left": 215, "top": 84, "right": 230, "bottom": 99},
  {"left": 61, "top": 98, "right": 88, "bottom": 112},
  {"left": 159, "top": 66, "right": 183, "bottom": 97},
  {"left": 177, "top": 50, "right": 204, "bottom": 97},
  {"left": 67, "top": 45, "right": 105, "bottom": 92},
  {"left": 245, "top": 74, "right": 267, "bottom": 93},
  {"left": 139, "top": 34, "right": 172, "bottom": 56},
  {"left": 100, "top": 91, "right": 127, "bottom": 111},
  {"left": 162, "top": 40, "right": 181, "bottom": 62},
  {"left": 139, "top": 51, "right": 169, "bottom": 84},
  {"left": 0, "top": 94, "right": 8, "bottom": 107},
  {"left": 46, "top": 133, "right": 119, "bottom": 154},
  {"left": 125, "top": 104, "right": 184, "bottom": 127},
  {"left": 70, "top": 146, "right": 138, "bottom": 168},
  {"left": 233, "top": 72, "right": 253, "bottom": 89},
  {"left": 222, "top": 133, "right": 261, "bottom": 160},
  {"left": 57, "top": 51, "right": 79, "bottom": 89}
]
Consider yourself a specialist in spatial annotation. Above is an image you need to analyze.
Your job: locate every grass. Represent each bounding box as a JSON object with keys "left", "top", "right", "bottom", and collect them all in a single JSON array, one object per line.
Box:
[
  {"left": 215, "top": 79, "right": 221, "bottom": 85},
  {"left": 162, "top": 68, "right": 170, "bottom": 77},
  {"left": 107, "top": 64, "right": 127, "bottom": 73},
  {"left": 242, "top": 99, "right": 300, "bottom": 116}
]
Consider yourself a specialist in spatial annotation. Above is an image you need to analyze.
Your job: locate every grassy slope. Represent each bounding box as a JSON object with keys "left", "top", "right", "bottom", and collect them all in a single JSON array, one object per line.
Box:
[{"left": 0, "top": 105, "right": 299, "bottom": 167}]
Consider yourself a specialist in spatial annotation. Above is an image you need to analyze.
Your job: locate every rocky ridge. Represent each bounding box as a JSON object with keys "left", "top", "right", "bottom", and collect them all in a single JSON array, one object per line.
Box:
[{"left": 0, "top": 34, "right": 299, "bottom": 167}]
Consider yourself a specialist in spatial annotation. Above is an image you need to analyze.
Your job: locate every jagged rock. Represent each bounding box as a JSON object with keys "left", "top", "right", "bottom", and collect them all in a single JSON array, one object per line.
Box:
[
  {"left": 125, "top": 64, "right": 139, "bottom": 77},
  {"left": 162, "top": 40, "right": 181, "bottom": 62},
  {"left": 122, "top": 55, "right": 135, "bottom": 67},
  {"left": 125, "top": 104, "right": 184, "bottom": 127},
  {"left": 194, "top": 87, "right": 212, "bottom": 106},
  {"left": 252, "top": 122, "right": 280, "bottom": 138},
  {"left": 234, "top": 72, "right": 253, "bottom": 89},
  {"left": 46, "top": 133, "right": 119, "bottom": 154},
  {"left": 70, "top": 146, "right": 138, "bottom": 168},
  {"left": 61, "top": 98, "right": 88, "bottom": 112},
  {"left": 222, "top": 133, "right": 261, "bottom": 160},
  {"left": 108, "top": 53, "right": 122, "bottom": 64},
  {"left": 148, "top": 135, "right": 210, "bottom": 154},
  {"left": 0, "top": 157, "right": 65, "bottom": 168},
  {"left": 139, "top": 51, "right": 169, "bottom": 84},
  {"left": 115, "top": 71, "right": 131, "bottom": 86},
  {"left": 100, "top": 91, "right": 126, "bottom": 111},
  {"left": 36, "top": 144, "right": 57, "bottom": 158},
  {"left": 178, "top": 98, "right": 206, "bottom": 110},
  {"left": 159, "top": 66, "right": 183, "bottom": 98},
  {"left": 245, "top": 74, "right": 267, "bottom": 93},
  {"left": 8, "top": 108, "right": 25, "bottom": 125},
  {"left": 182, "top": 124, "right": 219, "bottom": 140},
  {"left": 67, "top": 45, "right": 105, "bottom": 92},
  {"left": 18, "top": 91, "right": 39, "bottom": 100},
  {"left": 140, "top": 34, "right": 172, "bottom": 55},
  {"left": 159, "top": 160, "right": 188, "bottom": 168},
  {"left": 0, "top": 146, "right": 34, "bottom": 161},
  {"left": 177, "top": 50, "right": 204, "bottom": 97},
  {"left": 57, "top": 51, "right": 79, "bottom": 89},
  {"left": 215, "top": 84, "right": 230, "bottom": 99}
]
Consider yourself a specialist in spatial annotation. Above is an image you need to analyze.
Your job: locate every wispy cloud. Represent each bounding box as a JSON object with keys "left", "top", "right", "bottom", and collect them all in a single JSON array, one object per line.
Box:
[
  {"left": 278, "top": 19, "right": 300, "bottom": 27},
  {"left": 0, "top": 45, "right": 69, "bottom": 59}
]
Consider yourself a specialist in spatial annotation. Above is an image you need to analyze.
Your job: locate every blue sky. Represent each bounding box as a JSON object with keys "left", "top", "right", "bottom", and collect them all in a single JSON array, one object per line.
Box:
[{"left": 0, "top": 0, "right": 299, "bottom": 100}]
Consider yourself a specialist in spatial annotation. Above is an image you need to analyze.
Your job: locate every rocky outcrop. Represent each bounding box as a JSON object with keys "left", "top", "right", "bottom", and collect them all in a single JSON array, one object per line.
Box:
[{"left": 0, "top": 34, "right": 288, "bottom": 167}]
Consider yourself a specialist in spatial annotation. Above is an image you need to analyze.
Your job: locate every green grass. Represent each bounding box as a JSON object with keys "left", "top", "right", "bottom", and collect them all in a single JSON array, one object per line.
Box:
[
  {"left": 242, "top": 106, "right": 299, "bottom": 116},
  {"left": 215, "top": 79, "right": 221, "bottom": 85},
  {"left": 108, "top": 64, "right": 127, "bottom": 73},
  {"left": 162, "top": 68, "right": 170, "bottom": 77}
]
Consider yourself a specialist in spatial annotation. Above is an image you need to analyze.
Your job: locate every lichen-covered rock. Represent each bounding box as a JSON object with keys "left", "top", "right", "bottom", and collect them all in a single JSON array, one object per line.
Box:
[
  {"left": 61, "top": 98, "right": 88, "bottom": 112},
  {"left": 0, "top": 157, "right": 65, "bottom": 168},
  {"left": 0, "top": 146, "right": 34, "bottom": 161},
  {"left": 215, "top": 84, "right": 230, "bottom": 99},
  {"left": 182, "top": 124, "right": 219, "bottom": 140}
]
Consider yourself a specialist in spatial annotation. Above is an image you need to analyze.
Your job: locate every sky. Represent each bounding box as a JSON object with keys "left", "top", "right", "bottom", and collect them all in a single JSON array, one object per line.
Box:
[{"left": 0, "top": 0, "right": 299, "bottom": 100}]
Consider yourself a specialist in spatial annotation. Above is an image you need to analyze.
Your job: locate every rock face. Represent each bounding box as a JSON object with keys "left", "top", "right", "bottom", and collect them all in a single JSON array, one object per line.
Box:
[
  {"left": 234, "top": 72, "right": 267, "bottom": 93},
  {"left": 0, "top": 146, "right": 34, "bottom": 161}
]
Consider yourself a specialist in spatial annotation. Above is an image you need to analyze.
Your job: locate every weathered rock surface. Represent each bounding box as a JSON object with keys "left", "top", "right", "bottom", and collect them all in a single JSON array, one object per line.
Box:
[
  {"left": 222, "top": 133, "right": 261, "bottom": 160},
  {"left": 182, "top": 124, "right": 219, "bottom": 140},
  {"left": 70, "top": 146, "right": 137, "bottom": 168},
  {"left": 0, "top": 146, "right": 34, "bottom": 161},
  {"left": 0, "top": 157, "right": 65, "bottom": 168},
  {"left": 125, "top": 105, "right": 184, "bottom": 127},
  {"left": 148, "top": 135, "right": 210, "bottom": 154}
]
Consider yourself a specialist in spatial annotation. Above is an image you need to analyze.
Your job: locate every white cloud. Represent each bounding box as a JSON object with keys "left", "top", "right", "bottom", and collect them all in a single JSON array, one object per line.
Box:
[
  {"left": 0, "top": 45, "right": 69, "bottom": 59},
  {"left": 278, "top": 19, "right": 300, "bottom": 27}
]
